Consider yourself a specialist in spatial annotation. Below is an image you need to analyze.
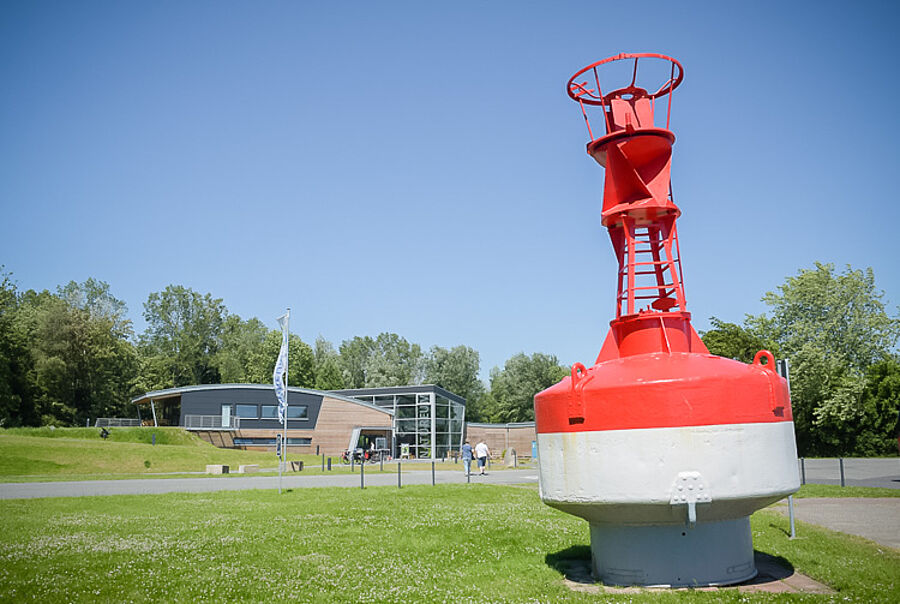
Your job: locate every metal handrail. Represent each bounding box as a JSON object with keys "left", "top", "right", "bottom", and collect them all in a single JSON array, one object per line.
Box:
[{"left": 183, "top": 415, "right": 241, "bottom": 430}]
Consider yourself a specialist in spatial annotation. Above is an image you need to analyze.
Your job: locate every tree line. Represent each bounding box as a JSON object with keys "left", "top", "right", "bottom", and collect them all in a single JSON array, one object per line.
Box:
[
  {"left": 1, "top": 263, "right": 898, "bottom": 456},
  {"left": 0, "top": 273, "right": 568, "bottom": 427}
]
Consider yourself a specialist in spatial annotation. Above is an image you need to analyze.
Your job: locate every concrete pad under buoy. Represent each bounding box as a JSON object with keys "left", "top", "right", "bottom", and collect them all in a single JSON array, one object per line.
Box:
[{"left": 556, "top": 551, "right": 833, "bottom": 594}]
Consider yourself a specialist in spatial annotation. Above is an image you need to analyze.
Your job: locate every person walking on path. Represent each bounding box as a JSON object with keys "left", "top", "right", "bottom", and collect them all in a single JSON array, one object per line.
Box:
[
  {"left": 461, "top": 440, "right": 474, "bottom": 476},
  {"left": 475, "top": 440, "right": 490, "bottom": 475}
]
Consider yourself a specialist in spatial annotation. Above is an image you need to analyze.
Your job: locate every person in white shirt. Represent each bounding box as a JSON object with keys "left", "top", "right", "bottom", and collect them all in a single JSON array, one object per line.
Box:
[{"left": 474, "top": 440, "right": 490, "bottom": 475}]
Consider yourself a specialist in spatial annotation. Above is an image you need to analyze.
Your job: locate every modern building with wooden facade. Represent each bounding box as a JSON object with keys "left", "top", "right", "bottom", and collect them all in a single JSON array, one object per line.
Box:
[
  {"left": 131, "top": 384, "right": 392, "bottom": 456},
  {"left": 132, "top": 383, "right": 469, "bottom": 459},
  {"left": 132, "top": 383, "right": 537, "bottom": 459}
]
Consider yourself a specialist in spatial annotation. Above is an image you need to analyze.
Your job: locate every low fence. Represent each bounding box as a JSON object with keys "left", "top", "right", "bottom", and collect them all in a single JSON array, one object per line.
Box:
[
  {"left": 316, "top": 455, "right": 498, "bottom": 489},
  {"left": 94, "top": 418, "right": 141, "bottom": 427},
  {"left": 798, "top": 457, "right": 899, "bottom": 487}
]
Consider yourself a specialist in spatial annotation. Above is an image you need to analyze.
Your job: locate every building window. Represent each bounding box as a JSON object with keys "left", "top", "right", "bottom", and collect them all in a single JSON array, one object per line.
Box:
[
  {"left": 235, "top": 404, "right": 258, "bottom": 418},
  {"left": 233, "top": 437, "right": 312, "bottom": 446},
  {"left": 256, "top": 405, "right": 307, "bottom": 420},
  {"left": 286, "top": 405, "right": 308, "bottom": 419}
]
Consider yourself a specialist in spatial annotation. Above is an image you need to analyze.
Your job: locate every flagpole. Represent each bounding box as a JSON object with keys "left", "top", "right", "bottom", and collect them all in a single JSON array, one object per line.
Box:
[
  {"left": 283, "top": 308, "right": 290, "bottom": 479},
  {"left": 275, "top": 308, "right": 291, "bottom": 495}
]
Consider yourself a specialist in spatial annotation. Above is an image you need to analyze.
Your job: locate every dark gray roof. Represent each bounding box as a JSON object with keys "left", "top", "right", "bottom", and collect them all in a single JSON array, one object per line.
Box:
[{"left": 331, "top": 384, "right": 466, "bottom": 405}]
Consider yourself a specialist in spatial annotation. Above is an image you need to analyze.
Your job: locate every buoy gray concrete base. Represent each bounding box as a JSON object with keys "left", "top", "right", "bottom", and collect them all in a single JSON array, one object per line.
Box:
[{"left": 590, "top": 517, "right": 755, "bottom": 587}]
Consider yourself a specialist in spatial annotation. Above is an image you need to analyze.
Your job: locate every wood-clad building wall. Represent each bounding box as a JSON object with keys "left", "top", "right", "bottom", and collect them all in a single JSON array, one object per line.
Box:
[
  {"left": 216, "top": 395, "right": 392, "bottom": 455},
  {"left": 465, "top": 423, "right": 536, "bottom": 457},
  {"left": 165, "top": 386, "right": 393, "bottom": 455},
  {"left": 311, "top": 395, "right": 392, "bottom": 456}
]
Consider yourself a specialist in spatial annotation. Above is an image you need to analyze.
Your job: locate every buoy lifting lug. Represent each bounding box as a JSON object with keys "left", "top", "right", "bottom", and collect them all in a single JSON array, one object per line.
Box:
[{"left": 669, "top": 471, "right": 711, "bottom": 528}]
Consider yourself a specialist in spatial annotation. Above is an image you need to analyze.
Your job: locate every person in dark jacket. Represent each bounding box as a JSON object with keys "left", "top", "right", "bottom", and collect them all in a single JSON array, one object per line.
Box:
[{"left": 461, "top": 440, "right": 474, "bottom": 475}]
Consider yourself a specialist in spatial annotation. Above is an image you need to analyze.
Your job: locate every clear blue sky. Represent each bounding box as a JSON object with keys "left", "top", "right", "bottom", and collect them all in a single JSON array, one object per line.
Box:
[{"left": 2, "top": 1, "right": 898, "bottom": 380}]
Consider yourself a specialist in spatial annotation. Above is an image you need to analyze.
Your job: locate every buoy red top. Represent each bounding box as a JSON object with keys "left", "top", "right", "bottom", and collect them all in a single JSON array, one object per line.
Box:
[
  {"left": 534, "top": 349, "right": 793, "bottom": 434},
  {"left": 535, "top": 54, "right": 794, "bottom": 434}
]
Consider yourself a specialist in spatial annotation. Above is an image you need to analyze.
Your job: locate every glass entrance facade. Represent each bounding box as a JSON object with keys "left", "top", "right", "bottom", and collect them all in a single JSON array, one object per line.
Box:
[{"left": 335, "top": 385, "right": 466, "bottom": 459}]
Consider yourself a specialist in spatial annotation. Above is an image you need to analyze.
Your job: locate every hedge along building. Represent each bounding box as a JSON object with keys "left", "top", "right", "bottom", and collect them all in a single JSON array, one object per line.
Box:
[{"left": 131, "top": 384, "right": 468, "bottom": 459}]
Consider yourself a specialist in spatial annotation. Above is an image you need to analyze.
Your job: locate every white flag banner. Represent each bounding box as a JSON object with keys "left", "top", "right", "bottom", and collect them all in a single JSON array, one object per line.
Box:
[{"left": 273, "top": 311, "right": 290, "bottom": 424}]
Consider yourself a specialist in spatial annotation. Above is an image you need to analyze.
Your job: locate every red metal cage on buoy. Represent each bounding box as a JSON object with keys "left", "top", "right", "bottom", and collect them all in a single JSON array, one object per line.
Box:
[{"left": 534, "top": 53, "right": 800, "bottom": 588}]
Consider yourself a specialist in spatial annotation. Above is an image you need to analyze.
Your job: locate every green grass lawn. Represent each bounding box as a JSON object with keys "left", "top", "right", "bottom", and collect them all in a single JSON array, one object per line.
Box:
[
  {"left": 3, "top": 426, "right": 202, "bottom": 445},
  {"left": 794, "top": 483, "right": 900, "bottom": 498},
  {"left": 0, "top": 485, "right": 897, "bottom": 603},
  {"left": 0, "top": 428, "right": 517, "bottom": 482},
  {"left": 0, "top": 429, "right": 282, "bottom": 479}
]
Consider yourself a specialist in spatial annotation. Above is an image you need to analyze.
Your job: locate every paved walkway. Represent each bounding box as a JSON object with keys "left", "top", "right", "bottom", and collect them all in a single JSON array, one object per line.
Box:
[
  {"left": 772, "top": 497, "right": 900, "bottom": 550},
  {"left": 0, "top": 468, "right": 540, "bottom": 500}
]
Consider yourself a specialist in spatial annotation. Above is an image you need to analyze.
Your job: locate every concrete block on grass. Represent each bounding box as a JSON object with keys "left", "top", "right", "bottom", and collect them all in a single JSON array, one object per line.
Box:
[{"left": 206, "top": 464, "right": 229, "bottom": 474}]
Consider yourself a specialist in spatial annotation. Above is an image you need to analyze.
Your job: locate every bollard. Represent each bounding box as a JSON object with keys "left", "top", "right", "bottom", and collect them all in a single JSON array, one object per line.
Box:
[
  {"left": 380, "top": 455, "right": 383, "bottom": 472},
  {"left": 431, "top": 461, "right": 435, "bottom": 486},
  {"left": 322, "top": 454, "right": 325, "bottom": 472},
  {"left": 327, "top": 457, "right": 332, "bottom": 471},
  {"left": 361, "top": 459, "right": 365, "bottom": 489},
  {"left": 152, "top": 433, "right": 156, "bottom": 446},
  {"left": 397, "top": 462, "right": 402, "bottom": 488},
  {"left": 788, "top": 495, "right": 796, "bottom": 538},
  {"left": 467, "top": 463, "right": 471, "bottom": 484},
  {"left": 839, "top": 457, "right": 845, "bottom": 487},
  {"left": 316, "top": 445, "right": 320, "bottom": 455},
  {"left": 86, "top": 418, "right": 90, "bottom": 427},
  {"left": 351, "top": 456, "right": 354, "bottom": 472},
  {"left": 800, "top": 457, "right": 806, "bottom": 485},
  {"left": 514, "top": 452, "right": 517, "bottom": 468}
]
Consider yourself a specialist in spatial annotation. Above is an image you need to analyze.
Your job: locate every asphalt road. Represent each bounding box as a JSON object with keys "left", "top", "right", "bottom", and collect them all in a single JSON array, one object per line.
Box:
[
  {"left": 3, "top": 457, "right": 898, "bottom": 498},
  {"left": 0, "top": 468, "right": 540, "bottom": 500}
]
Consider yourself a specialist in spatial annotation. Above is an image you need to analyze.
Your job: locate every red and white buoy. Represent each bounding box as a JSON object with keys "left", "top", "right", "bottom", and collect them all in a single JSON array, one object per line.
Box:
[{"left": 534, "top": 54, "right": 800, "bottom": 587}]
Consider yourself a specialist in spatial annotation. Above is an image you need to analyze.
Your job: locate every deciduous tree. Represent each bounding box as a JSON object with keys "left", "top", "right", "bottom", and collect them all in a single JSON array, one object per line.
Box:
[
  {"left": 0, "top": 270, "right": 35, "bottom": 426},
  {"left": 13, "top": 280, "right": 138, "bottom": 425},
  {"left": 746, "top": 263, "right": 900, "bottom": 455},
  {"left": 244, "top": 330, "right": 315, "bottom": 389},
  {"left": 487, "top": 353, "right": 569, "bottom": 423},
  {"left": 214, "top": 315, "right": 268, "bottom": 383},
  {"left": 313, "top": 337, "right": 344, "bottom": 390},
  {"left": 140, "top": 285, "right": 226, "bottom": 388},
  {"left": 701, "top": 317, "right": 779, "bottom": 362},
  {"left": 425, "top": 345, "right": 484, "bottom": 404},
  {"left": 365, "top": 332, "right": 424, "bottom": 388},
  {"left": 338, "top": 336, "right": 375, "bottom": 389}
]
